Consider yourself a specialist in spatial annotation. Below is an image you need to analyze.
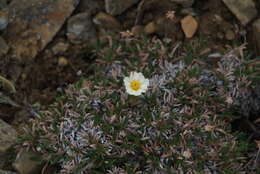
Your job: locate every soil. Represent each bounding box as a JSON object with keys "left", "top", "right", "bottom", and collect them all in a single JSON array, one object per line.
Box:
[{"left": 0, "top": 40, "right": 95, "bottom": 124}]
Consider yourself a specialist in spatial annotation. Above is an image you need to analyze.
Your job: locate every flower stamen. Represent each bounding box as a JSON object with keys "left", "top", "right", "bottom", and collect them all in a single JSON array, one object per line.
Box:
[{"left": 130, "top": 80, "right": 141, "bottom": 91}]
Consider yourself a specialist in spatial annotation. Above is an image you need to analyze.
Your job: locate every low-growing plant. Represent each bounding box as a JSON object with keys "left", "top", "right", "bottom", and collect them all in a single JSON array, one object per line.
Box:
[{"left": 20, "top": 35, "right": 258, "bottom": 173}]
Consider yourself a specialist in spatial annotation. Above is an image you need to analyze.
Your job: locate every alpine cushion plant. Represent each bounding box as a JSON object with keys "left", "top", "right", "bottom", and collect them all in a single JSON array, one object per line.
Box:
[{"left": 21, "top": 36, "right": 257, "bottom": 174}]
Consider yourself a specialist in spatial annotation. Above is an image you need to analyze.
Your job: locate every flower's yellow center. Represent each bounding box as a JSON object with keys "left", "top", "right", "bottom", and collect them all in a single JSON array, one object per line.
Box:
[{"left": 130, "top": 80, "right": 141, "bottom": 91}]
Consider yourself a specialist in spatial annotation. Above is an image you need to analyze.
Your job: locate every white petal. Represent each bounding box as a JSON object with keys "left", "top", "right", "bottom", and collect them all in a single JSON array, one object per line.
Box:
[{"left": 124, "top": 77, "right": 130, "bottom": 83}]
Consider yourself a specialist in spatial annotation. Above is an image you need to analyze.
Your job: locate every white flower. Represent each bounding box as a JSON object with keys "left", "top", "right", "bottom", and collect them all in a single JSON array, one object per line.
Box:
[{"left": 124, "top": 72, "right": 149, "bottom": 96}]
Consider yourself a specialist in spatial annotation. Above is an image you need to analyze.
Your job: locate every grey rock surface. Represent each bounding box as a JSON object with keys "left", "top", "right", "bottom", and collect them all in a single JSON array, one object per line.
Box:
[
  {"left": 67, "top": 12, "right": 97, "bottom": 44},
  {"left": 4, "top": 0, "right": 80, "bottom": 61},
  {"left": 222, "top": 0, "right": 257, "bottom": 25}
]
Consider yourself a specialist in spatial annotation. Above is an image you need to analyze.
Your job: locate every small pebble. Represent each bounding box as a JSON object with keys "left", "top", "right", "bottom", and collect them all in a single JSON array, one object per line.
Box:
[
  {"left": 77, "top": 70, "right": 82, "bottom": 76},
  {"left": 131, "top": 25, "right": 144, "bottom": 37},
  {"left": 144, "top": 21, "right": 156, "bottom": 35},
  {"left": 225, "top": 29, "right": 235, "bottom": 40},
  {"left": 58, "top": 56, "right": 69, "bottom": 66}
]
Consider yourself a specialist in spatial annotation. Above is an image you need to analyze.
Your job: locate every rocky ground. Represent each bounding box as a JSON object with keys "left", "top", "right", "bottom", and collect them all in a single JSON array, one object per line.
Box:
[{"left": 0, "top": 0, "right": 260, "bottom": 173}]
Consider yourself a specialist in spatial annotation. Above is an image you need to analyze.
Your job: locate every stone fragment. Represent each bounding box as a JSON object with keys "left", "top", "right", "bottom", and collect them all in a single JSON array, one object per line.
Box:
[
  {"left": 180, "top": 8, "right": 196, "bottom": 16},
  {"left": 93, "top": 12, "right": 121, "bottom": 31},
  {"left": 51, "top": 41, "right": 69, "bottom": 55},
  {"left": 58, "top": 56, "right": 69, "bottom": 66},
  {"left": 181, "top": 15, "right": 198, "bottom": 38},
  {"left": 0, "top": 119, "right": 17, "bottom": 153},
  {"left": 252, "top": 18, "right": 260, "bottom": 55},
  {"left": 131, "top": 25, "right": 144, "bottom": 37},
  {"left": 5, "top": 0, "right": 80, "bottom": 61},
  {"left": 0, "top": 10, "right": 8, "bottom": 30},
  {"left": 144, "top": 22, "right": 156, "bottom": 35},
  {"left": 67, "top": 12, "right": 97, "bottom": 44},
  {"left": 155, "top": 17, "right": 183, "bottom": 41},
  {"left": 222, "top": 0, "right": 257, "bottom": 26},
  {"left": 105, "top": 0, "right": 140, "bottom": 16},
  {"left": 13, "top": 151, "right": 44, "bottom": 174},
  {"left": 171, "top": 0, "right": 194, "bottom": 7},
  {"left": 0, "top": 170, "right": 17, "bottom": 174},
  {"left": 225, "top": 29, "right": 235, "bottom": 40},
  {"left": 0, "top": 36, "right": 9, "bottom": 56}
]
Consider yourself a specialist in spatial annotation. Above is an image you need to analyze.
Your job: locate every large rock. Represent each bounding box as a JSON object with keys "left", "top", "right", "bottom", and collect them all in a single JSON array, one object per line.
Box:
[
  {"left": 4, "top": 0, "right": 80, "bottom": 61},
  {"left": 253, "top": 18, "right": 260, "bottom": 56},
  {"left": 0, "top": 119, "right": 17, "bottom": 153},
  {"left": 105, "top": 0, "right": 140, "bottom": 16},
  {"left": 13, "top": 151, "right": 44, "bottom": 174},
  {"left": 171, "top": 0, "right": 194, "bottom": 7},
  {"left": 222, "top": 0, "right": 257, "bottom": 26},
  {"left": 67, "top": 12, "right": 97, "bottom": 44}
]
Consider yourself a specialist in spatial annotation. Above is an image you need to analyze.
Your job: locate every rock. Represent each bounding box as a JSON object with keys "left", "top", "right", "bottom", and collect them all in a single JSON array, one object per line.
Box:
[
  {"left": 0, "top": 36, "right": 9, "bottom": 56},
  {"left": 0, "top": 170, "right": 17, "bottom": 174},
  {"left": 13, "top": 151, "right": 44, "bottom": 174},
  {"left": 181, "top": 15, "right": 198, "bottom": 38},
  {"left": 222, "top": 0, "right": 257, "bottom": 26},
  {"left": 0, "top": 119, "right": 17, "bottom": 153},
  {"left": 180, "top": 8, "right": 197, "bottom": 16},
  {"left": 252, "top": 19, "right": 260, "bottom": 55},
  {"left": 155, "top": 16, "right": 182, "bottom": 40},
  {"left": 11, "top": 109, "right": 31, "bottom": 134},
  {"left": 131, "top": 25, "right": 144, "bottom": 37},
  {"left": 0, "top": 10, "right": 8, "bottom": 30},
  {"left": 58, "top": 56, "right": 69, "bottom": 66},
  {"left": 51, "top": 41, "right": 69, "bottom": 55},
  {"left": 217, "top": 32, "right": 224, "bottom": 39},
  {"left": 225, "top": 29, "right": 235, "bottom": 40},
  {"left": 77, "top": 0, "right": 103, "bottom": 14},
  {"left": 144, "top": 21, "right": 156, "bottom": 35},
  {"left": 5, "top": 0, "right": 80, "bottom": 61},
  {"left": 93, "top": 12, "right": 121, "bottom": 31},
  {"left": 155, "top": 17, "right": 183, "bottom": 41},
  {"left": 67, "top": 12, "right": 97, "bottom": 44},
  {"left": 171, "top": 0, "right": 194, "bottom": 7},
  {"left": 0, "top": 0, "right": 7, "bottom": 10},
  {"left": 105, "top": 0, "right": 140, "bottom": 16}
]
